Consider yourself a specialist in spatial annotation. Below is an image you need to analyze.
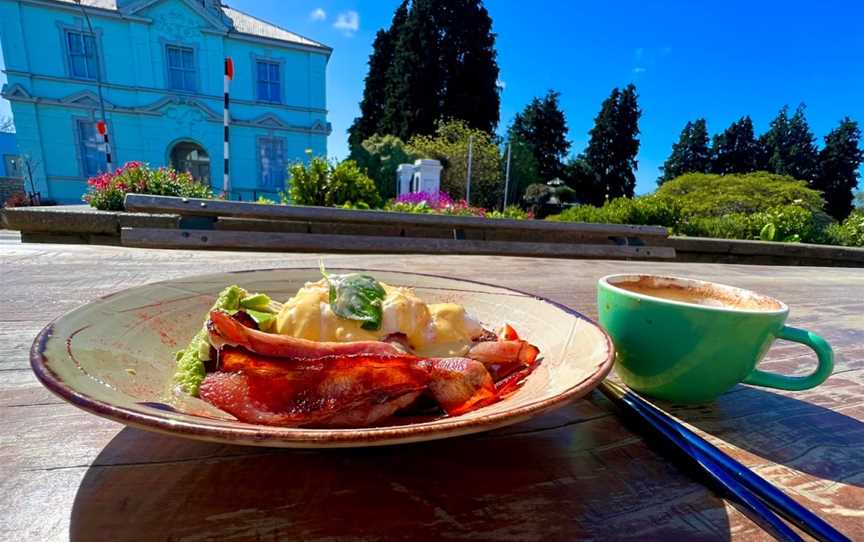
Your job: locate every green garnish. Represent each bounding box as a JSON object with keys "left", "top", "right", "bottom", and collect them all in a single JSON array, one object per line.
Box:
[
  {"left": 244, "top": 308, "right": 276, "bottom": 332},
  {"left": 321, "top": 264, "right": 386, "bottom": 331},
  {"left": 173, "top": 285, "right": 280, "bottom": 395},
  {"left": 239, "top": 293, "right": 271, "bottom": 310}
]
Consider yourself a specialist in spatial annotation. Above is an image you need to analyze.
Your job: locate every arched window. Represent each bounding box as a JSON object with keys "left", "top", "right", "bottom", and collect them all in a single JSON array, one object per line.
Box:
[{"left": 169, "top": 141, "right": 210, "bottom": 183}]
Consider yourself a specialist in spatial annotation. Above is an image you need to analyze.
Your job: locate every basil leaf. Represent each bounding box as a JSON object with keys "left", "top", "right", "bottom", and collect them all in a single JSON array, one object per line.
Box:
[{"left": 326, "top": 273, "right": 386, "bottom": 331}]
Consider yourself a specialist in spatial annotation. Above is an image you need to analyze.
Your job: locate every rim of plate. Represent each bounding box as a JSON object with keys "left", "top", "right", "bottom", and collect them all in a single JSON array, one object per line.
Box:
[{"left": 30, "top": 268, "right": 615, "bottom": 446}]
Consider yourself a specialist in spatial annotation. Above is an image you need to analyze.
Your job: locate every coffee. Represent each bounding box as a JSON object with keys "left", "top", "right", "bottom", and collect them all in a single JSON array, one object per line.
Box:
[{"left": 614, "top": 277, "right": 781, "bottom": 311}]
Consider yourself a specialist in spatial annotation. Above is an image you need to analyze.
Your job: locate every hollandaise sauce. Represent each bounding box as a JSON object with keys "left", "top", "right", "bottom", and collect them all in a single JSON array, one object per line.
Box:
[{"left": 275, "top": 279, "right": 483, "bottom": 357}]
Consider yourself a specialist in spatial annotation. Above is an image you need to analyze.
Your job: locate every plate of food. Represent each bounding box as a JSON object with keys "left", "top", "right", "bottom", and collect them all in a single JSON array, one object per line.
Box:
[{"left": 31, "top": 268, "right": 614, "bottom": 447}]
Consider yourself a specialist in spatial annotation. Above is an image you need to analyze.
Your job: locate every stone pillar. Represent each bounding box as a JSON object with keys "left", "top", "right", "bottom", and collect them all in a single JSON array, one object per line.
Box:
[
  {"left": 414, "top": 159, "right": 442, "bottom": 193},
  {"left": 395, "top": 163, "right": 415, "bottom": 196}
]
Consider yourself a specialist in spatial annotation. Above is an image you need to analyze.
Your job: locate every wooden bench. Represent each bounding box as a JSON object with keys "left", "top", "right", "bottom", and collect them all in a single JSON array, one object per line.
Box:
[{"left": 121, "top": 194, "right": 675, "bottom": 260}]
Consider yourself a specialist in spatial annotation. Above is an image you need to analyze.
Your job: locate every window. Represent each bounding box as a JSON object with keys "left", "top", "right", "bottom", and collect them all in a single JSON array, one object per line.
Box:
[
  {"left": 170, "top": 142, "right": 210, "bottom": 183},
  {"left": 4, "top": 155, "right": 23, "bottom": 178},
  {"left": 66, "top": 30, "right": 98, "bottom": 79},
  {"left": 258, "top": 137, "right": 286, "bottom": 188},
  {"left": 166, "top": 45, "right": 196, "bottom": 91},
  {"left": 76, "top": 120, "right": 107, "bottom": 176},
  {"left": 256, "top": 60, "right": 281, "bottom": 103}
]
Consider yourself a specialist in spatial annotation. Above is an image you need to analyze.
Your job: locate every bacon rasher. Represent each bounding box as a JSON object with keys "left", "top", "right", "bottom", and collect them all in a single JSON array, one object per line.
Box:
[{"left": 199, "top": 311, "right": 541, "bottom": 427}]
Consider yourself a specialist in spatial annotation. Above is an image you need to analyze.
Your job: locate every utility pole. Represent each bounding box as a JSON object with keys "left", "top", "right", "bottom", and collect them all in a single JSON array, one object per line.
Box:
[
  {"left": 466, "top": 135, "right": 473, "bottom": 204},
  {"left": 503, "top": 141, "right": 512, "bottom": 210},
  {"left": 74, "top": 0, "right": 112, "bottom": 172}
]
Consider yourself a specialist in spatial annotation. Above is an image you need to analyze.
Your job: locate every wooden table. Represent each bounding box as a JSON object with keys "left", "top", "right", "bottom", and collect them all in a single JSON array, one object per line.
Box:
[{"left": 2, "top": 231, "right": 862, "bottom": 541}]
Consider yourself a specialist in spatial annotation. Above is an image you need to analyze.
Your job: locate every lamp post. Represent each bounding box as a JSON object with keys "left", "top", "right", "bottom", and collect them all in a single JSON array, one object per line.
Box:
[
  {"left": 73, "top": 0, "right": 112, "bottom": 172},
  {"left": 503, "top": 141, "right": 512, "bottom": 210}
]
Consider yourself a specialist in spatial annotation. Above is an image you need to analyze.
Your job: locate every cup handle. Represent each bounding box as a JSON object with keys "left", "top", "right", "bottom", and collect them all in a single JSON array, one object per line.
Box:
[{"left": 743, "top": 326, "right": 834, "bottom": 391}]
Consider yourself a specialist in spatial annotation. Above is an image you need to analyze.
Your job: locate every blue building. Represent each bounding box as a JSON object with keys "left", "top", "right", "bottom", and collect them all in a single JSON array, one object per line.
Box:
[{"left": 0, "top": 0, "right": 331, "bottom": 203}]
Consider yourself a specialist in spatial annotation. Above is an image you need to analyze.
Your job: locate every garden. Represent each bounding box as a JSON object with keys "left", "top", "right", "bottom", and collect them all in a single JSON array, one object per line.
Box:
[{"left": 79, "top": 157, "right": 863, "bottom": 248}]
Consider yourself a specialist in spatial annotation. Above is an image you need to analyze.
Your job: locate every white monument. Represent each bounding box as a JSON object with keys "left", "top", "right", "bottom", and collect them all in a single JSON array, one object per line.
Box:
[{"left": 396, "top": 159, "right": 442, "bottom": 196}]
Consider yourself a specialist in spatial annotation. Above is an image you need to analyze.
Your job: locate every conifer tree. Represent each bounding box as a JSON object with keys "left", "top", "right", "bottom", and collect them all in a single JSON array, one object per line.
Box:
[
  {"left": 815, "top": 118, "right": 864, "bottom": 219},
  {"left": 658, "top": 118, "right": 710, "bottom": 184}
]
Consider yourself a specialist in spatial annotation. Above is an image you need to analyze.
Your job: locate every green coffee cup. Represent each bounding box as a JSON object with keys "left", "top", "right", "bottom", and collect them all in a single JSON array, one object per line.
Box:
[{"left": 597, "top": 274, "right": 833, "bottom": 403}]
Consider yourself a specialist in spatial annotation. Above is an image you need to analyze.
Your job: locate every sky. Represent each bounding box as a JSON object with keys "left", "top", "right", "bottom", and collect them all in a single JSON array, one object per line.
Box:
[{"left": 2, "top": 1, "right": 863, "bottom": 194}]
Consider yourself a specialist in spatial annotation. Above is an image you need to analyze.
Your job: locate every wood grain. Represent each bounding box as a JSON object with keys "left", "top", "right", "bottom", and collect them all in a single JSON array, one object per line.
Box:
[
  {"left": 1, "top": 230, "right": 862, "bottom": 542},
  {"left": 120, "top": 227, "right": 677, "bottom": 260},
  {"left": 122, "top": 194, "right": 670, "bottom": 238}
]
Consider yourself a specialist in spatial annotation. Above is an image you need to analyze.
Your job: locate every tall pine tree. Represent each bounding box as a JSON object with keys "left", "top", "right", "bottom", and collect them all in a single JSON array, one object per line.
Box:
[
  {"left": 508, "top": 90, "right": 571, "bottom": 181},
  {"left": 355, "top": 0, "right": 499, "bottom": 143},
  {"left": 658, "top": 118, "right": 710, "bottom": 184},
  {"left": 710, "top": 116, "right": 759, "bottom": 175},
  {"left": 582, "top": 84, "right": 642, "bottom": 200},
  {"left": 814, "top": 118, "right": 864, "bottom": 220},
  {"left": 759, "top": 104, "right": 819, "bottom": 181},
  {"left": 347, "top": 2, "right": 409, "bottom": 150},
  {"left": 438, "top": 0, "right": 500, "bottom": 134}
]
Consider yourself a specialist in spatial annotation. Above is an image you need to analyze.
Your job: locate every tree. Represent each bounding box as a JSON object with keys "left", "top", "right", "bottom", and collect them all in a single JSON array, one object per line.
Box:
[
  {"left": 508, "top": 90, "right": 570, "bottom": 181},
  {"left": 347, "top": 1, "right": 409, "bottom": 150},
  {"left": 759, "top": 104, "right": 819, "bottom": 181},
  {"left": 582, "top": 84, "right": 642, "bottom": 201},
  {"left": 814, "top": 118, "right": 863, "bottom": 220},
  {"left": 562, "top": 157, "right": 600, "bottom": 205},
  {"left": 710, "top": 116, "right": 759, "bottom": 175},
  {"left": 658, "top": 118, "right": 710, "bottom": 184},
  {"left": 437, "top": 0, "right": 500, "bottom": 134},
  {"left": 0, "top": 116, "right": 14, "bottom": 133},
  {"left": 408, "top": 119, "right": 501, "bottom": 209},
  {"left": 370, "top": 0, "right": 499, "bottom": 141},
  {"left": 350, "top": 134, "right": 417, "bottom": 199}
]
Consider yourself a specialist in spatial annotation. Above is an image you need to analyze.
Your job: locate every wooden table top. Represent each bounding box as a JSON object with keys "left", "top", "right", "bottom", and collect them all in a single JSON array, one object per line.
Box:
[{"left": 2, "top": 231, "right": 862, "bottom": 541}]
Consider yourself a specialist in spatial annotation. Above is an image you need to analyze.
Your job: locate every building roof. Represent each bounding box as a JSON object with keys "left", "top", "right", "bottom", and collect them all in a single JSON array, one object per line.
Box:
[
  {"left": 220, "top": 6, "right": 327, "bottom": 50},
  {"left": 50, "top": 0, "right": 330, "bottom": 51}
]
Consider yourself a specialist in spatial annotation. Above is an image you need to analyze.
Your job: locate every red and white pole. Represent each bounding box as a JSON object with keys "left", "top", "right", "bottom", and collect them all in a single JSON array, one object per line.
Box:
[
  {"left": 223, "top": 57, "right": 234, "bottom": 196},
  {"left": 96, "top": 119, "right": 113, "bottom": 172}
]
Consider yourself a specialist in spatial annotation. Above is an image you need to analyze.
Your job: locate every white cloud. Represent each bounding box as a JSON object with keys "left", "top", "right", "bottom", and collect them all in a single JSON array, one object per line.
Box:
[
  {"left": 309, "top": 8, "right": 326, "bottom": 22},
  {"left": 634, "top": 47, "right": 644, "bottom": 61},
  {"left": 333, "top": 11, "right": 359, "bottom": 36},
  {"left": 633, "top": 67, "right": 647, "bottom": 74},
  {"left": 496, "top": 78, "right": 506, "bottom": 90}
]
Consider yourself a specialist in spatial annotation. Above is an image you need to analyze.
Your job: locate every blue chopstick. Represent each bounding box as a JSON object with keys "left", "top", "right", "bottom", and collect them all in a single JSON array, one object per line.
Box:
[{"left": 599, "top": 381, "right": 851, "bottom": 542}]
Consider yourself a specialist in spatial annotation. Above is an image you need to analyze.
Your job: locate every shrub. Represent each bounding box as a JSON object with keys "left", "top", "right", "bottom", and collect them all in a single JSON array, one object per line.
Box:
[
  {"left": 824, "top": 211, "right": 864, "bottom": 247},
  {"left": 83, "top": 162, "right": 212, "bottom": 211},
  {"left": 655, "top": 172, "right": 825, "bottom": 217},
  {"left": 548, "top": 196, "right": 679, "bottom": 228},
  {"left": 327, "top": 160, "right": 382, "bottom": 208},
  {"left": 288, "top": 157, "right": 382, "bottom": 208},
  {"left": 287, "top": 156, "right": 330, "bottom": 206},
  {"left": 486, "top": 205, "right": 533, "bottom": 220},
  {"left": 675, "top": 205, "right": 827, "bottom": 243}
]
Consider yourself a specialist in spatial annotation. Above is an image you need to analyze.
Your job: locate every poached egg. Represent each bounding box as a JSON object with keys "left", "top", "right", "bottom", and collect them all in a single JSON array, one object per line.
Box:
[{"left": 274, "top": 279, "right": 483, "bottom": 357}]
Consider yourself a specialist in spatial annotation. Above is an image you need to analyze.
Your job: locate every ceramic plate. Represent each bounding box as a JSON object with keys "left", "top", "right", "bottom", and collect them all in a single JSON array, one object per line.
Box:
[{"left": 31, "top": 269, "right": 614, "bottom": 448}]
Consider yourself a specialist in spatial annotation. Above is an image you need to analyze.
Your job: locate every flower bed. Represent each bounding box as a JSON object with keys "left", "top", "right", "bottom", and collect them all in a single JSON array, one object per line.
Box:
[
  {"left": 384, "top": 191, "right": 532, "bottom": 219},
  {"left": 84, "top": 162, "right": 212, "bottom": 211}
]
